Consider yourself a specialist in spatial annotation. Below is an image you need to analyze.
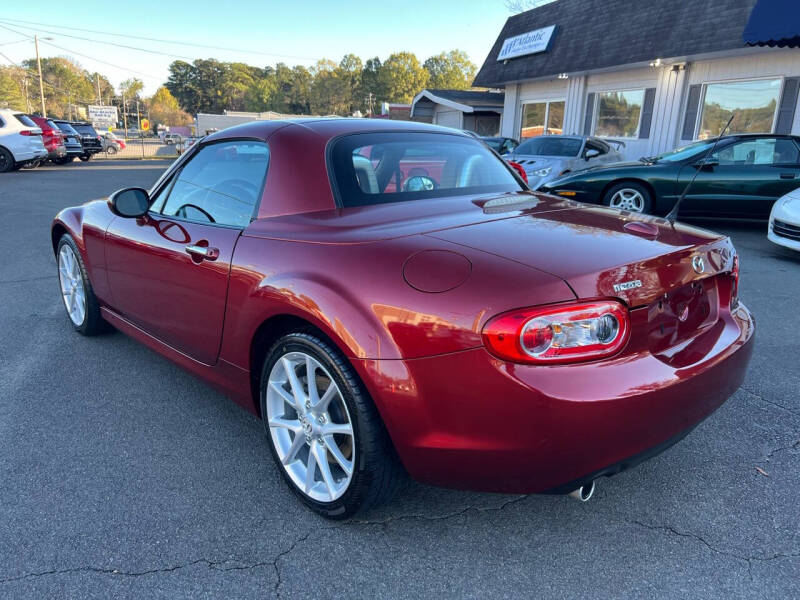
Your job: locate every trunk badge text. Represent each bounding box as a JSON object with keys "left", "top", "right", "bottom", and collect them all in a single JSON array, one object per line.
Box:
[
  {"left": 613, "top": 280, "right": 642, "bottom": 293},
  {"left": 692, "top": 255, "right": 706, "bottom": 274}
]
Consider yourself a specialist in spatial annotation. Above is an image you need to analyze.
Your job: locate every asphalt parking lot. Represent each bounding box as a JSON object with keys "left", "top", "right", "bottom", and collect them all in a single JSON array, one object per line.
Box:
[{"left": 0, "top": 160, "right": 798, "bottom": 599}]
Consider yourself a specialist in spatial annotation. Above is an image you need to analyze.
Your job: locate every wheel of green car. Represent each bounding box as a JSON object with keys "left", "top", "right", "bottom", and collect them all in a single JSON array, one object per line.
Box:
[{"left": 604, "top": 182, "right": 653, "bottom": 214}]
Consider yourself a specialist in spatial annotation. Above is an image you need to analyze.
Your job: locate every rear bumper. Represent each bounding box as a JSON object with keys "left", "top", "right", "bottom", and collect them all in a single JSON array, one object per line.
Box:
[{"left": 356, "top": 302, "right": 755, "bottom": 494}]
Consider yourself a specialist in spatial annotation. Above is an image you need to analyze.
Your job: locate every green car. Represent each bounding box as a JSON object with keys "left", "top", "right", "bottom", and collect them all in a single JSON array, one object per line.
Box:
[{"left": 540, "top": 134, "right": 800, "bottom": 220}]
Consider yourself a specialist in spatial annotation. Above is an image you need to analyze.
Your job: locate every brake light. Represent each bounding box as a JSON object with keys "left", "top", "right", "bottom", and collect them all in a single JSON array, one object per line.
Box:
[
  {"left": 20, "top": 130, "right": 32, "bottom": 136},
  {"left": 508, "top": 161, "right": 528, "bottom": 183},
  {"left": 482, "top": 300, "right": 630, "bottom": 364}
]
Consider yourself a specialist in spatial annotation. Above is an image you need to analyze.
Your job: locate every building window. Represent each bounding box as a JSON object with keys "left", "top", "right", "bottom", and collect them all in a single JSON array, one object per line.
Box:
[
  {"left": 697, "top": 78, "right": 782, "bottom": 139},
  {"left": 594, "top": 90, "right": 644, "bottom": 138},
  {"left": 520, "top": 100, "right": 564, "bottom": 138}
]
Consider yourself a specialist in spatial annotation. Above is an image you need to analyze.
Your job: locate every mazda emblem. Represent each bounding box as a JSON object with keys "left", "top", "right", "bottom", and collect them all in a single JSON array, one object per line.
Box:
[{"left": 692, "top": 255, "right": 705, "bottom": 274}]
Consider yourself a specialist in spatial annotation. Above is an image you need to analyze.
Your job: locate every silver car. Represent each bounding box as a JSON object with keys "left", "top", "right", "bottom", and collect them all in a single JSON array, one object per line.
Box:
[{"left": 505, "top": 135, "right": 624, "bottom": 190}]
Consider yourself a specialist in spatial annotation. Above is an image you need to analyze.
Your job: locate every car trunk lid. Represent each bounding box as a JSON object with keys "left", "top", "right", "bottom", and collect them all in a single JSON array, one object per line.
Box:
[{"left": 427, "top": 202, "right": 736, "bottom": 309}]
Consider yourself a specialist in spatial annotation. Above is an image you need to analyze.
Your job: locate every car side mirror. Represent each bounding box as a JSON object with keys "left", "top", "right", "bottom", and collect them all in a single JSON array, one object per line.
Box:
[
  {"left": 109, "top": 187, "right": 150, "bottom": 218},
  {"left": 585, "top": 149, "right": 600, "bottom": 160}
]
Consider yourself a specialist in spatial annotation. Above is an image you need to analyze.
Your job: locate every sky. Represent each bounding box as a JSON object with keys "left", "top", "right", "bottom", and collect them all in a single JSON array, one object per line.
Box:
[{"left": 0, "top": 1, "right": 514, "bottom": 95}]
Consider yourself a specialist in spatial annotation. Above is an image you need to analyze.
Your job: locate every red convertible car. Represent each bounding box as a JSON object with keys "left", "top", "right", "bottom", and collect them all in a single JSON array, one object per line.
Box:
[{"left": 52, "top": 119, "right": 754, "bottom": 518}]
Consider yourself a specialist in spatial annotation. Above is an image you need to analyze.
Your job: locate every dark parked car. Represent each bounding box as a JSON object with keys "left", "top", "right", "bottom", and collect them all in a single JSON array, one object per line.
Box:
[
  {"left": 52, "top": 119, "right": 752, "bottom": 518},
  {"left": 481, "top": 136, "right": 519, "bottom": 155},
  {"left": 27, "top": 115, "right": 67, "bottom": 162},
  {"left": 69, "top": 121, "right": 103, "bottom": 161},
  {"left": 51, "top": 120, "right": 84, "bottom": 164},
  {"left": 541, "top": 134, "right": 800, "bottom": 220}
]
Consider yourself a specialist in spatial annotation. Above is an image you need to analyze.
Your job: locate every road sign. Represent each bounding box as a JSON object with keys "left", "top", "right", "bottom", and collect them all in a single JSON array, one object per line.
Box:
[{"left": 141, "top": 118, "right": 150, "bottom": 131}]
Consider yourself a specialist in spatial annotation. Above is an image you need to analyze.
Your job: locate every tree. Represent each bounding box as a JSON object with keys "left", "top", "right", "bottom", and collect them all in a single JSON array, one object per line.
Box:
[
  {"left": 423, "top": 50, "right": 477, "bottom": 90},
  {"left": 0, "top": 66, "right": 27, "bottom": 111},
  {"left": 361, "top": 57, "right": 384, "bottom": 113},
  {"left": 119, "top": 78, "right": 144, "bottom": 99},
  {"left": 337, "top": 54, "right": 363, "bottom": 114},
  {"left": 149, "top": 86, "right": 192, "bottom": 126},
  {"left": 22, "top": 56, "right": 95, "bottom": 118},
  {"left": 378, "top": 52, "right": 429, "bottom": 104},
  {"left": 166, "top": 60, "right": 198, "bottom": 113},
  {"left": 310, "top": 59, "right": 346, "bottom": 115}
]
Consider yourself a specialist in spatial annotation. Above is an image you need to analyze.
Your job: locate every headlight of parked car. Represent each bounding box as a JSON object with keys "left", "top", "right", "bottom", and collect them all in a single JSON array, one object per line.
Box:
[{"left": 532, "top": 167, "right": 552, "bottom": 177}]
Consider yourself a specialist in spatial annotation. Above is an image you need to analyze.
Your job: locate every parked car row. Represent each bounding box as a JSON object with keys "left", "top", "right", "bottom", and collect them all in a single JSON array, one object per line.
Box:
[
  {"left": 479, "top": 131, "right": 800, "bottom": 252},
  {"left": 0, "top": 109, "right": 127, "bottom": 172}
]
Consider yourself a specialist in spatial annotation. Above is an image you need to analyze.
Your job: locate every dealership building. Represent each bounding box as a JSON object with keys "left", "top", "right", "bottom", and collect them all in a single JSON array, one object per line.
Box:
[{"left": 474, "top": 0, "right": 800, "bottom": 160}]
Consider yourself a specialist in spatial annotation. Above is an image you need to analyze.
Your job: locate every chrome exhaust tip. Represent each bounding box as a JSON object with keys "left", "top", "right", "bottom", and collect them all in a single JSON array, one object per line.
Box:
[{"left": 568, "top": 481, "right": 595, "bottom": 502}]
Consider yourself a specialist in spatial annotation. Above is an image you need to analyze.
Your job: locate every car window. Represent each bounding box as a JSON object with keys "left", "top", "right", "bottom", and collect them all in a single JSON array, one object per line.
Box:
[
  {"left": 712, "top": 138, "right": 800, "bottom": 166},
  {"left": 331, "top": 132, "right": 521, "bottom": 207},
  {"left": 515, "top": 137, "right": 582, "bottom": 157},
  {"left": 13, "top": 113, "right": 37, "bottom": 128},
  {"left": 157, "top": 140, "right": 269, "bottom": 227}
]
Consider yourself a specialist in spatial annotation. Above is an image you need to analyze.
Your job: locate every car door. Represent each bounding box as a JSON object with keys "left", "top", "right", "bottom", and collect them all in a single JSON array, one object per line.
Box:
[
  {"left": 678, "top": 137, "right": 800, "bottom": 219},
  {"left": 104, "top": 139, "right": 269, "bottom": 364}
]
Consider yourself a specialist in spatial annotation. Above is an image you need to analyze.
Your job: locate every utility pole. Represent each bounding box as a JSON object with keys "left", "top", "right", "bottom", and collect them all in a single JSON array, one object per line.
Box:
[
  {"left": 122, "top": 91, "right": 128, "bottom": 138},
  {"left": 34, "top": 35, "right": 46, "bottom": 117},
  {"left": 96, "top": 74, "right": 102, "bottom": 105},
  {"left": 136, "top": 100, "right": 141, "bottom": 130}
]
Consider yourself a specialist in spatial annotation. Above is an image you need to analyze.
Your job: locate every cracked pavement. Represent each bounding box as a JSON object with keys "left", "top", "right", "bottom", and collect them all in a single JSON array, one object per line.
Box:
[{"left": 0, "top": 161, "right": 797, "bottom": 599}]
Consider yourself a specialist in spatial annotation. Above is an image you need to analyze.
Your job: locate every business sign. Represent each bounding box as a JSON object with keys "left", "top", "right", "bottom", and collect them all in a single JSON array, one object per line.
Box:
[
  {"left": 497, "top": 25, "right": 557, "bottom": 61},
  {"left": 88, "top": 105, "right": 118, "bottom": 128}
]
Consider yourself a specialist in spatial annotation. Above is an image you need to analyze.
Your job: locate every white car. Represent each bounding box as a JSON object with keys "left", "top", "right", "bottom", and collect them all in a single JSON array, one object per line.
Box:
[
  {"left": 768, "top": 187, "right": 800, "bottom": 252},
  {"left": 0, "top": 108, "right": 47, "bottom": 172}
]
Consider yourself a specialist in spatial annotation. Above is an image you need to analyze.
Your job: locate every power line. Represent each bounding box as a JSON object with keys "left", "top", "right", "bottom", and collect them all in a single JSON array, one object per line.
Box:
[
  {"left": 0, "top": 17, "right": 321, "bottom": 62},
  {"left": 0, "top": 22, "right": 163, "bottom": 81}
]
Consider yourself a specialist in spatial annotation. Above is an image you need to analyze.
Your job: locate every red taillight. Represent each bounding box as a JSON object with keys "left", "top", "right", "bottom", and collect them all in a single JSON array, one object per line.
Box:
[
  {"left": 508, "top": 161, "right": 528, "bottom": 183},
  {"left": 20, "top": 130, "right": 32, "bottom": 136},
  {"left": 482, "top": 300, "right": 630, "bottom": 364}
]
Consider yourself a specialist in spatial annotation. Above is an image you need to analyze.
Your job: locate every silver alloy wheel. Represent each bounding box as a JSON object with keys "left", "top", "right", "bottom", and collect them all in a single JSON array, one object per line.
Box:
[
  {"left": 58, "top": 245, "right": 86, "bottom": 326},
  {"left": 266, "top": 351, "right": 355, "bottom": 503},
  {"left": 609, "top": 188, "right": 646, "bottom": 212}
]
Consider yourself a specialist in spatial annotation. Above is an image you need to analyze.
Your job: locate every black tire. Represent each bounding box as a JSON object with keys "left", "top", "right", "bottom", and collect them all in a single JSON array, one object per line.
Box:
[
  {"left": 56, "top": 234, "right": 107, "bottom": 336},
  {"left": 79, "top": 154, "right": 90, "bottom": 162},
  {"left": 260, "top": 332, "right": 403, "bottom": 519},
  {"left": 52, "top": 157, "right": 69, "bottom": 165},
  {"left": 0, "top": 147, "right": 14, "bottom": 173},
  {"left": 602, "top": 181, "right": 653, "bottom": 214},
  {"left": 105, "top": 146, "right": 118, "bottom": 156}
]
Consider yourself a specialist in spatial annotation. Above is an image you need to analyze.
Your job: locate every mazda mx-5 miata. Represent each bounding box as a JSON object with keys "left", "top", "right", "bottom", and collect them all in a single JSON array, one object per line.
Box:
[{"left": 52, "top": 119, "right": 754, "bottom": 518}]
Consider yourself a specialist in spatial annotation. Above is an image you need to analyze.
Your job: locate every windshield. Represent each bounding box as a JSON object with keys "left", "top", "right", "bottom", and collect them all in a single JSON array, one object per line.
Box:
[
  {"left": 331, "top": 132, "right": 523, "bottom": 207},
  {"left": 655, "top": 140, "right": 717, "bottom": 163},
  {"left": 515, "top": 137, "right": 582, "bottom": 157}
]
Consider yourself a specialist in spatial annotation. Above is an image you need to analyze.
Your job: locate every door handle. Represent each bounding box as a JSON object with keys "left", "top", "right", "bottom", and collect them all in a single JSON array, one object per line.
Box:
[
  {"left": 185, "top": 244, "right": 219, "bottom": 261},
  {"left": 780, "top": 173, "right": 796, "bottom": 179}
]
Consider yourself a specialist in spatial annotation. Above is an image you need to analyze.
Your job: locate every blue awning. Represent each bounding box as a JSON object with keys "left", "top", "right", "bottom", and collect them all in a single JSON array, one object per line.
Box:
[{"left": 744, "top": 0, "right": 800, "bottom": 47}]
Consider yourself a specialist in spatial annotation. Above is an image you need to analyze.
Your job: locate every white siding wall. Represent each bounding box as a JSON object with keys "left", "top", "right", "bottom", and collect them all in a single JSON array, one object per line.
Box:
[
  {"left": 648, "top": 64, "right": 688, "bottom": 155},
  {"left": 433, "top": 107, "right": 463, "bottom": 130},
  {"left": 563, "top": 76, "right": 587, "bottom": 135},
  {"left": 501, "top": 84, "right": 519, "bottom": 138}
]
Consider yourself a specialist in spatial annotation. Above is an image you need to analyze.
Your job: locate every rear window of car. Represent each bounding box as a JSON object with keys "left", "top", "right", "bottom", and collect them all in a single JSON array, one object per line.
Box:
[
  {"left": 330, "top": 132, "right": 522, "bottom": 208},
  {"left": 515, "top": 137, "right": 583, "bottom": 157},
  {"left": 55, "top": 122, "right": 78, "bottom": 134},
  {"left": 72, "top": 123, "right": 97, "bottom": 135},
  {"left": 46, "top": 120, "right": 59, "bottom": 131},
  {"left": 13, "top": 114, "right": 37, "bottom": 128}
]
